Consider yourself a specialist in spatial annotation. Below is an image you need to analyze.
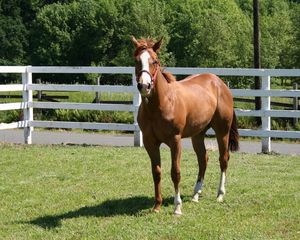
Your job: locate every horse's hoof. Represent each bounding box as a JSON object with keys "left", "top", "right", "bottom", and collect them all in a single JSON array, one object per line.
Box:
[
  {"left": 217, "top": 194, "right": 224, "bottom": 202},
  {"left": 192, "top": 193, "right": 199, "bottom": 203},
  {"left": 174, "top": 210, "right": 182, "bottom": 216},
  {"left": 152, "top": 208, "right": 160, "bottom": 213},
  {"left": 174, "top": 205, "right": 182, "bottom": 216}
]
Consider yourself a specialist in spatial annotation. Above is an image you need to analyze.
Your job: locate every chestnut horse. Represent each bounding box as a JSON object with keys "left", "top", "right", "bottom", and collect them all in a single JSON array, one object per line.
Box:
[{"left": 131, "top": 36, "right": 239, "bottom": 215}]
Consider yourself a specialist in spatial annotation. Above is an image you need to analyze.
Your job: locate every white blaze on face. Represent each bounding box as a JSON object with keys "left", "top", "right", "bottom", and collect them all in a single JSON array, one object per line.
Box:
[{"left": 139, "top": 51, "right": 152, "bottom": 85}]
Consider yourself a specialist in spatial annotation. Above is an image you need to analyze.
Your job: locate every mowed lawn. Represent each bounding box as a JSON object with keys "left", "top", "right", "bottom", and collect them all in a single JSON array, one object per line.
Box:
[{"left": 0, "top": 144, "right": 299, "bottom": 239}]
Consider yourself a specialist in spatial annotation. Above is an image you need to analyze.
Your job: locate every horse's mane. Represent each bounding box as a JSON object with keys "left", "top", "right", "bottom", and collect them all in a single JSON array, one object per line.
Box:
[
  {"left": 134, "top": 38, "right": 155, "bottom": 57},
  {"left": 162, "top": 71, "right": 176, "bottom": 83}
]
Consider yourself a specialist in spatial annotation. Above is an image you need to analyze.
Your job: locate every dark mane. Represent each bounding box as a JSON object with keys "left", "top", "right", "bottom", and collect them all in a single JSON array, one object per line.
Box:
[{"left": 162, "top": 71, "right": 176, "bottom": 83}]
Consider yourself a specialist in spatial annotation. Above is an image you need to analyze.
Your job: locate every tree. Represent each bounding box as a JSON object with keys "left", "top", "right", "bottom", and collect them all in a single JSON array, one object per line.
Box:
[
  {"left": 167, "top": 0, "right": 252, "bottom": 69},
  {"left": 236, "top": 0, "right": 298, "bottom": 69},
  {"left": 293, "top": 4, "right": 300, "bottom": 68},
  {"left": 29, "top": 0, "right": 120, "bottom": 83},
  {"left": 284, "top": 1, "right": 300, "bottom": 68},
  {"left": 260, "top": 0, "right": 295, "bottom": 68},
  {"left": 1, "top": 0, "right": 299, "bottom": 85},
  {"left": 0, "top": 0, "right": 28, "bottom": 65},
  {"left": 0, "top": 0, "right": 29, "bottom": 83},
  {"left": 110, "top": 0, "right": 175, "bottom": 67},
  {"left": 30, "top": 0, "right": 117, "bottom": 67}
]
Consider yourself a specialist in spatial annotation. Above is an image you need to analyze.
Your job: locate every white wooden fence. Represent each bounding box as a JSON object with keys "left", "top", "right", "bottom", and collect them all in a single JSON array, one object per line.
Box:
[{"left": 0, "top": 66, "right": 299, "bottom": 153}]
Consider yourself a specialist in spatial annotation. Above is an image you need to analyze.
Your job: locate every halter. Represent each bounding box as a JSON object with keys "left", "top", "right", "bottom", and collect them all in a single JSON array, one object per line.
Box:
[{"left": 137, "top": 59, "right": 160, "bottom": 87}]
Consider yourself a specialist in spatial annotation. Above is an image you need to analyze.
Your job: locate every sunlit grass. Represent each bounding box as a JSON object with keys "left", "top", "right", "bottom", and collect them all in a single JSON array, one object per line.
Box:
[{"left": 0, "top": 144, "right": 299, "bottom": 239}]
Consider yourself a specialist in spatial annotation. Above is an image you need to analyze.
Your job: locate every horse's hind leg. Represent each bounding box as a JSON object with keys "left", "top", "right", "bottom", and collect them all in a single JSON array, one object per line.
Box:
[
  {"left": 191, "top": 133, "right": 208, "bottom": 202},
  {"left": 169, "top": 135, "right": 183, "bottom": 215},
  {"left": 215, "top": 132, "right": 230, "bottom": 202}
]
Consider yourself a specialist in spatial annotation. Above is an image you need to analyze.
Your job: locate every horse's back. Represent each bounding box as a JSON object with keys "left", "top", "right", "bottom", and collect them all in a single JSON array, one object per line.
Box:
[
  {"left": 177, "top": 73, "right": 225, "bottom": 106},
  {"left": 179, "top": 73, "right": 233, "bottom": 104},
  {"left": 180, "top": 73, "right": 224, "bottom": 89},
  {"left": 176, "top": 73, "right": 234, "bottom": 137}
]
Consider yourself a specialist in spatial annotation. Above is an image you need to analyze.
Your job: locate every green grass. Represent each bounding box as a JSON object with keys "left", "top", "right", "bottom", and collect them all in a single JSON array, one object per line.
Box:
[{"left": 0, "top": 144, "right": 299, "bottom": 239}]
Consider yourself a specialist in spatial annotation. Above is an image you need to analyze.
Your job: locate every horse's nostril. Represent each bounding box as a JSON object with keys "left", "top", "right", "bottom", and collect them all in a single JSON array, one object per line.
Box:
[
  {"left": 147, "top": 83, "right": 151, "bottom": 89},
  {"left": 137, "top": 83, "right": 143, "bottom": 91}
]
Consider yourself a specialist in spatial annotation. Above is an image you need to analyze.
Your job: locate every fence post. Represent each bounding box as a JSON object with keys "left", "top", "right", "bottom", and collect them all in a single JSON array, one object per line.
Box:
[
  {"left": 22, "top": 66, "right": 33, "bottom": 144},
  {"left": 261, "top": 75, "right": 271, "bottom": 153},
  {"left": 37, "top": 78, "right": 42, "bottom": 100},
  {"left": 95, "top": 77, "right": 100, "bottom": 103},
  {"left": 132, "top": 73, "right": 143, "bottom": 147},
  {"left": 293, "top": 83, "right": 298, "bottom": 126}
]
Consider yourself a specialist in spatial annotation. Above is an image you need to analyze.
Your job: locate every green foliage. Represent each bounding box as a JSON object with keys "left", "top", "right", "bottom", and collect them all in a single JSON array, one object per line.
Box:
[
  {"left": 52, "top": 109, "right": 133, "bottom": 124},
  {"left": 0, "top": 110, "right": 21, "bottom": 123},
  {"left": 0, "top": 0, "right": 299, "bottom": 84},
  {"left": 168, "top": 0, "right": 252, "bottom": 68},
  {"left": 110, "top": 0, "right": 175, "bottom": 67},
  {"left": 30, "top": 0, "right": 117, "bottom": 66},
  {"left": 0, "top": 1, "right": 28, "bottom": 65},
  {"left": 260, "top": 0, "right": 296, "bottom": 68},
  {"left": 290, "top": 2, "right": 300, "bottom": 68},
  {"left": 235, "top": 0, "right": 299, "bottom": 69}
]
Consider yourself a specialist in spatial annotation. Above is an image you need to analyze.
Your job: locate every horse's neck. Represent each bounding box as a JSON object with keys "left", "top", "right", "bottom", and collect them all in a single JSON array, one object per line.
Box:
[
  {"left": 155, "top": 71, "right": 170, "bottom": 101},
  {"left": 144, "top": 71, "right": 173, "bottom": 109}
]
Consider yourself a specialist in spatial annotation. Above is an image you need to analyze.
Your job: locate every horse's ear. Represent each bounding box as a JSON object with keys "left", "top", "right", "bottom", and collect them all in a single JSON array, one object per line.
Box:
[
  {"left": 153, "top": 37, "right": 163, "bottom": 53},
  {"left": 131, "top": 35, "right": 140, "bottom": 48}
]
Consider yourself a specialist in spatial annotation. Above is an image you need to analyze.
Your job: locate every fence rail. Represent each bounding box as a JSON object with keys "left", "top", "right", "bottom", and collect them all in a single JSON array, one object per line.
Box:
[{"left": 0, "top": 66, "right": 299, "bottom": 152}]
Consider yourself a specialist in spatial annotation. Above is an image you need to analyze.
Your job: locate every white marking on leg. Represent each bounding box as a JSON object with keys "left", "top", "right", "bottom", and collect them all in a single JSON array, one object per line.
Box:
[
  {"left": 192, "top": 179, "right": 203, "bottom": 202},
  {"left": 174, "top": 191, "right": 182, "bottom": 215},
  {"left": 217, "top": 171, "right": 226, "bottom": 202}
]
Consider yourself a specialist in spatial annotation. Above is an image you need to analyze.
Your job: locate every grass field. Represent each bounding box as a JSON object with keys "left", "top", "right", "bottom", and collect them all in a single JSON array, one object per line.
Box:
[{"left": 0, "top": 144, "right": 299, "bottom": 239}]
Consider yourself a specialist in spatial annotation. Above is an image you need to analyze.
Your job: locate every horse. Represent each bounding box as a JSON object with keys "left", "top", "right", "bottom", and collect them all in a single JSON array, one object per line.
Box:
[{"left": 131, "top": 36, "right": 239, "bottom": 215}]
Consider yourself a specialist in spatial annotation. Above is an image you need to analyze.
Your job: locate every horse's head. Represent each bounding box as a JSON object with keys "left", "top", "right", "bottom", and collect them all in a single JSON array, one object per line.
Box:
[{"left": 131, "top": 36, "right": 163, "bottom": 97}]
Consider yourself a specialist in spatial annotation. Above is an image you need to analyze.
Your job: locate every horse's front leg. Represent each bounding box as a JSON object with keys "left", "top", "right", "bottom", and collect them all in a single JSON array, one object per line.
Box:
[
  {"left": 170, "top": 136, "right": 183, "bottom": 215},
  {"left": 191, "top": 133, "right": 208, "bottom": 202},
  {"left": 144, "top": 138, "right": 162, "bottom": 212}
]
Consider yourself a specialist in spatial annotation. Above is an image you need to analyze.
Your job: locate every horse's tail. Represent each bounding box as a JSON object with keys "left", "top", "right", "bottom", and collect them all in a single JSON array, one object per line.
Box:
[{"left": 229, "top": 110, "right": 239, "bottom": 152}]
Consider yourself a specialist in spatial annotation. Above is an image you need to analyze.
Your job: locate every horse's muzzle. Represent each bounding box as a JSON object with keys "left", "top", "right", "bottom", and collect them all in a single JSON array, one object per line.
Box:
[
  {"left": 137, "top": 82, "right": 143, "bottom": 91},
  {"left": 137, "top": 82, "right": 151, "bottom": 93}
]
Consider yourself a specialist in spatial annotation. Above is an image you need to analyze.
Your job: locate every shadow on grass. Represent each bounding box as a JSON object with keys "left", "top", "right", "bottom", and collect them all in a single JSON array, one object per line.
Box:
[{"left": 22, "top": 195, "right": 174, "bottom": 229}]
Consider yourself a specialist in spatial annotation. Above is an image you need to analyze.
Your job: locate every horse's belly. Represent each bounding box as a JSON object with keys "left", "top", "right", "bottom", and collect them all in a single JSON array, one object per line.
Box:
[
  {"left": 181, "top": 106, "right": 215, "bottom": 138},
  {"left": 181, "top": 119, "right": 211, "bottom": 138}
]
